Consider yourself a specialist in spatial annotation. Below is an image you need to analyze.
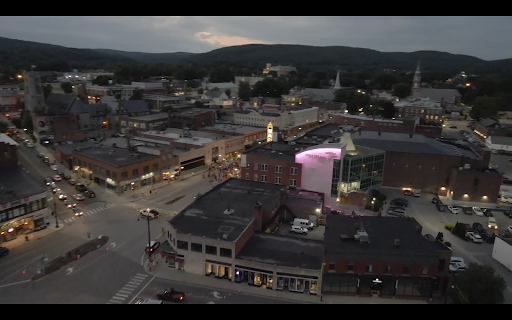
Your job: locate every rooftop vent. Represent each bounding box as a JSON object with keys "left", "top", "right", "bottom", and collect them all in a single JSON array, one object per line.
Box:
[
  {"left": 464, "top": 163, "right": 471, "bottom": 170},
  {"left": 394, "top": 238, "right": 400, "bottom": 247},
  {"left": 354, "top": 230, "right": 369, "bottom": 243},
  {"left": 222, "top": 233, "right": 229, "bottom": 240},
  {"left": 223, "top": 208, "right": 234, "bottom": 215}
]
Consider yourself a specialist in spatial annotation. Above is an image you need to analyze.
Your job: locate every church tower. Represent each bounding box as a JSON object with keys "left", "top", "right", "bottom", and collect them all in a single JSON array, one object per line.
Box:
[
  {"left": 411, "top": 61, "right": 421, "bottom": 95},
  {"left": 334, "top": 70, "right": 341, "bottom": 90}
]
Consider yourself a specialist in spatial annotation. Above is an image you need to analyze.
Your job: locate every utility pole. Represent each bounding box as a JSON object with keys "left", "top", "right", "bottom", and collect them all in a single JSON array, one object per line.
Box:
[{"left": 146, "top": 215, "right": 152, "bottom": 256}]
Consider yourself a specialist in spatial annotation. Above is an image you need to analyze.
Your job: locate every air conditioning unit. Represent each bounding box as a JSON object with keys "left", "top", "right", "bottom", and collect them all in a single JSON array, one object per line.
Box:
[{"left": 222, "top": 233, "right": 229, "bottom": 240}]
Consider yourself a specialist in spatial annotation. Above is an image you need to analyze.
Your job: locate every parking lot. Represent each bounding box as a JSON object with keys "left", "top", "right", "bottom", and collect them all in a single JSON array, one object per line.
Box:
[
  {"left": 380, "top": 186, "right": 512, "bottom": 302},
  {"left": 275, "top": 221, "right": 325, "bottom": 241}
]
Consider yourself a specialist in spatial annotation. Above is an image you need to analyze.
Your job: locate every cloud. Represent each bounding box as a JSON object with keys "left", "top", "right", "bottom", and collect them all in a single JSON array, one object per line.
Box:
[{"left": 194, "top": 31, "right": 270, "bottom": 47}]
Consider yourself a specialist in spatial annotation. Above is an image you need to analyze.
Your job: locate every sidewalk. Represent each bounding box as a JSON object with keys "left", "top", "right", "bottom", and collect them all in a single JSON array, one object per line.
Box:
[
  {"left": 1, "top": 220, "right": 65, "bottom": 250},
  {"left": 143, "top": 256, "right": 427, "bottom": 304}
]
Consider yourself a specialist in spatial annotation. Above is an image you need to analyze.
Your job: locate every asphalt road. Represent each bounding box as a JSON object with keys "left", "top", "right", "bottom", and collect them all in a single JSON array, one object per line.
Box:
[{"left": 381, "top": 187, "right": 512, "bottom": 303}]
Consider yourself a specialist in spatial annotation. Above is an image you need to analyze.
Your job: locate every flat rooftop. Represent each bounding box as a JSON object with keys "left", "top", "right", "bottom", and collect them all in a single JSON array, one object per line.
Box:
[
  {"left": 352, "top": 131, "right": 481, "bottom": 159},
  {"left": 123, "top": 113, "right": 169, "bottom": 121},
  {"left": 164, "top": 128, "right": 231, "bottom": 141},
  {"left": 0, "top": 133, "right": 19, "bottom": 146},
  {"left": 172, "top": 108, "right": 214, "bottom": 118},
  {"left": 169, "top": 178, "right": 283, "bottom": 241},
  {"left": 304, "top": 123, "right": 341, "bottom": 136},
  {"left": 242, "top": 141, "right": 299, "bottom": 162},
  {"left": 205, "top": 123, "right": 265, "bottom": 134},
  {"left": 72, "top": 145, "right": 158, "bottom": 167},
  {"left": 346, "top": 144, "right": 385, "bottom": 158},
  {"left": 0, "top": 166, "right": 47, "bottom": 204},
  {"left": 324, "top": 215, "right": 449, "bottom": 264},
  {"left": 236, "top": 233, "right": 324, "bottom": 270},
  {"left": 141, "top": 130, "right": 213, "bottom": 147}
]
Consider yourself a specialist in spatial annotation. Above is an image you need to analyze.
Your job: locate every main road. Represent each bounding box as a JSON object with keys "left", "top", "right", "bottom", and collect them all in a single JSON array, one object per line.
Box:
[{"left": 0, "top": 140, "right": 296, "bottom": 304}]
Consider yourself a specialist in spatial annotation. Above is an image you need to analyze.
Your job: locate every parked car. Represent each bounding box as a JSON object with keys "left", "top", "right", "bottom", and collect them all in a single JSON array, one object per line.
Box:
[
  {"left": 45, "top": 178, "right": 52, "bottom": 186},
  {"left": 156, "top": 288, "right": 184, "bottom": 303},
  {"left": 413, "top": 190, "right": 421, "bottom": 197},
  {"left": 483, "top": 209, "right": 493, "bottom": 217},
  {"left": 432, "top": 197, "right": 440, "bottom": 204},
  {"left": 390, "top": 198, "right": 408, "bottom": 207},
  {"left": 43, "top": 157, "right": 49, "bottom": 163},
  {"left": 472, "top": 222, "right": 485, "bottom": 234},
  {"left": 504, "top": 211, "right": 512, "bottom": 218},
  {"left": 481, "top": 232, "right": 496, "bottom": 243},
  {"left": 26, "top": 143, "right": 34, "bottom": 148},
  {"left": 424, "top": 234, "right": 436, "bottom": 241},
  {"left": 387, "top": 207, "right": 406, "bottom": 217},
  {"left": 462, "top": 207, "right": 472, "bottom": 215},
  {"left": 449, "top": 126, "right": 457, "bottom": 129},
  {"left": 83, "top": 189, "right": 95, "bottom": 198},
  {"left": 68, "top": 179, "right": 77, "bottom": 185},
  {"left": 403, "top": 190, "right": 412, "bottom": 196},
  {"left": 472, "top": 207, "right": 484, "bottom": 216},
  {"left": 50, "top": 165, "right": 58, "bottom": 171},
  {"left": 447, "top": 206, "right": 459, "bottom": 214},
  {"left": 75, "top": 183, "right": 87, "bottom": 192},
  {"left": 140, "top": 208, "right": 159, "bottom": 219},
  {"left": 465, "top": 231, "right": 483, "bottom": 243},
  {"left": 37, "top": 153, "right": 45, "bottom": 158},
  {"left": 53, "top": 175, "right": 62, "bottom": 182},
  {"left": 290, "top": 225, "right": 308, "bottom": 234},
  {"left": 449, "top": 262, "right": 468, "bottom": 273},
  {"left": 451, "top": 257, "right": 465, "bottom": 264},
  {"left": 62, "top": 174, "right": 71, "bottom": 180},
  {"left": 73, "top": 194, "right": 85, "bottom": 201}
]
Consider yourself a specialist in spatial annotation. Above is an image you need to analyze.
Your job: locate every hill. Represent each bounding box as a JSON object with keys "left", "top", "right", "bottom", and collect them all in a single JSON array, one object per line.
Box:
[
  {"left": 0, "top": 37, "right": 138, "bottom": 71},
  {"left": 92, "top": 49, "right": 193, "bottom": 64}
]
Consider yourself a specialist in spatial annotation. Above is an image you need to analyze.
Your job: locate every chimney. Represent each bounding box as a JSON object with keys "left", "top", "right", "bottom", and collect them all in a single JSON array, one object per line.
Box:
[
  {"left": 394, "top": 239, "right": 400, "bottom": 247},
  {"left": 254, "top": 201, "right": 263, "bottom": 231}
]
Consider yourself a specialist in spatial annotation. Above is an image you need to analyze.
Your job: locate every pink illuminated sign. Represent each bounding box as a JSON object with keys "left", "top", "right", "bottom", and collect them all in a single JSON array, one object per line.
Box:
[{"left": 297, "top": 148, "right": 341, "bottom": 161}]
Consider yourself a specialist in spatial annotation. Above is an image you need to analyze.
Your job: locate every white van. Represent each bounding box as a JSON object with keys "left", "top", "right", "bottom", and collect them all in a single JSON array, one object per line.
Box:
[{"left": 293, "top": 218, "right": 314, "bottom": 230}]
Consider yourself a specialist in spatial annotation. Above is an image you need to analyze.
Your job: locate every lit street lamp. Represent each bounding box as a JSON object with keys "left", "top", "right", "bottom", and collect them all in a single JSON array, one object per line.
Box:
[
  {"left": 49, "top": 187, "right": 59, "bottom": 228},
  {"left": 372, "top": 197, "right": 376, "bottom": 212}
]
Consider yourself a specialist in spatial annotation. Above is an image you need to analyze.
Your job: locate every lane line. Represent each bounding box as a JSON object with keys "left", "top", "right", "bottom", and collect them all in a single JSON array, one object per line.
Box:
[
  {"left": 128, "top": 276, "right": 155, "bottom": 305},
  {"left": 0, "top": 250, "right": 37, "bottom": 267},
  {"left": 0, "top": 255, "right": 43, "bottom": 283},
  {"left": 115, "top": 293, "right": 129, "bottom": 298},
  {"left": 0, "top": 280, "right": 31, "bottom": 289}
]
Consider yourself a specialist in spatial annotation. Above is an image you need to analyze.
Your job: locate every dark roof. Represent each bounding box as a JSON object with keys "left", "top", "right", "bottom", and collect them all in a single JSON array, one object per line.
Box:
[
  {"left": 204, "top": 90, "right": 224, "bottom": 99},
  {"left": 52, "top": 141, "right": 97, "bottom": 155},
  {"left": 0, "top": 166, "right": 47, "bottom": 204},
  {"left": 68, "top": 99, "right": 89, "bottom": 114},
  {"left": 124, "top": 113, "right": 169, "bottom": 121},
  {"left": 87, "top": 103, "right": 111, "bottom": 117},
  {"left": 324, "top": 215, "right": 449, "bottom": 264},
  {"left": 412, "top": 88, "right": 461, "bottom": 103},
  {"left": 45, "top": 93, "right": 76, "bottom": 115},
  {"left": 304, "top": 123, "right": 340, "bottom": 136},
  {"left": 173, "top": 108, "right": 215, "bottom": 118},
  {"left": 169, "top": 178, "right": 283, "bottom": 241},
  {"left": 118, "top": 100, "right": 150, "bottom": 113},
  {"left": 479, "top": 118, "right": 499, "bottom": 128},
  {"left": 236, "top": 233, "right": 324, "bottom": 270},
  {"left": 489, "top": 136, "right": 512, "bottom": 146},
  {"left": 72, "top": 145, "right": 158, "bottom": 167},
  {"left": 351, "top": 131, "right": 480, "bottom": 159},
  {"left": 242, "top": 141, "right": 298, "bottom": 162}
]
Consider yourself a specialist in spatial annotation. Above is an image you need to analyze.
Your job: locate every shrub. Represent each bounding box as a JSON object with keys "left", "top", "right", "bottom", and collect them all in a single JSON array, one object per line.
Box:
[
  {"left": 373, "top": 190, "right": 387, "bottom": 202},
  {"left": 451, "top": 222, "right": 468, "bottom": 240}
]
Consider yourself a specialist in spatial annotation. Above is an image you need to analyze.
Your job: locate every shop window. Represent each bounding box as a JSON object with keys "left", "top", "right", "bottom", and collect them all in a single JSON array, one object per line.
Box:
[
  {"left": 246, "top": 162, "right": 250, "bottom": 169},
  {"left": 205, "top": 245, "right": 217, "bottom": 255},
  {"left": 403, "top": 266, "right": 410, "bottom": 275},
  {"left": 366, "top": 264, "right": 373, "bottom": 273},
  {"left": 177, "top": 240, "right": 188, "bottom": 250},
  {"left": 191, "top": 243, "right": 202, "bottom": 252},
  {"left": 328, "top": 263, "right": 335, "bottom": 271},
  {"left": 347, "top": 263, "right": 354, "bottom": 272},
  {"left": 133, "top": 168, "right": 138, "bottom": 175},
  {"left": 220, "top": 248, "right": 232, "bottom": 258},
  {"left": 153, "top": 163, "right": 158, "bottom": 170},
  {"left": 384, "top": 265, "right": 391, "bottom": 274},
  {"left": 422, "top": 266, "right": 428, "bottom": 275},
  {"left": 143, "top": 166, "right": 149, "bottom": 173}
]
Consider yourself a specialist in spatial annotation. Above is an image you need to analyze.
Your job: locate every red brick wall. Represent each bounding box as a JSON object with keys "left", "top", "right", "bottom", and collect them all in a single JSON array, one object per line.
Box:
[
  {"left": 241, "top": 154, "right": 302, "bottom": 187},
  {"left": 52, "top": 115, "right": 85, "bottom": 143},
  {"left": 323, "top": 260, "right": 438, "bottom": 277},
  {"left": 234, "top": 219, "right": 255, "bottom": 256},
  {"left": 415, "top": 125, "right": 442, "bottom": 138},
  {"left": 474, "top": 122, "right": 510, "bottom": 137},
  {"left": 330, "top": 114, "right": 417, "bottom": 133},
  {"left": 448, "top": 167, "right": 501, "bottom": 203}
]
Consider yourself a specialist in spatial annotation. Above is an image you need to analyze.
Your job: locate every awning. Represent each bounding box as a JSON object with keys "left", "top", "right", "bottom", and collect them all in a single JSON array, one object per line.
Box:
[{"left": 175, "top": 258, "right": 184, "bottom": 263}]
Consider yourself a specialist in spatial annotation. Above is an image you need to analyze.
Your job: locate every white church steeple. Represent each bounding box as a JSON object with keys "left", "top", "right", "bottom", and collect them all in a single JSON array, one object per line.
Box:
[
  {"left": 334, "top": 70, "right": 341, "bottom": 90},
  {"left": 411, "top": 61, "right": 421, "bottom": 94}
]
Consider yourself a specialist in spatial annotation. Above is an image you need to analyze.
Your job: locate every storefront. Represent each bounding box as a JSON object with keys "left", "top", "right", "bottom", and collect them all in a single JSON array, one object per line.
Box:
[
  {"left": 141, "top": 172, "right": 155, "bottom": 187},
  {"left": 234, "top": 266, "right": 273, "bottom": 289},
  {"left": 0, "top": 198, "right": 49, "bottom": 243},
  {"left": 106, "top": 178, "right": 117, "bottom": 192},
  {"left": 160, "top": 240, "right": 184, "bottom": 270},
  {"left": 205, "top": 260, "right": 233, "bottom": 280},
  {"left": 276, "top": 272, "right": 319, "bottom": 294}
]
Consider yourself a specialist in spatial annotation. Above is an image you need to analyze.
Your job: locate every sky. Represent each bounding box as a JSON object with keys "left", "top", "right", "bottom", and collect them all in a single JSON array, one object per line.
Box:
[{"left": 0, "top": 16, "right": 511, "bottom": 61}]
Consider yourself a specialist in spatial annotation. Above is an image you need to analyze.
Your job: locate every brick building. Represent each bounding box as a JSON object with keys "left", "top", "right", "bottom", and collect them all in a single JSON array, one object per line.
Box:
[
  {"left": 323, "top": 215, "right": 452, "bottom": 300},
  {"left": 474, "top": 118, "right": 512, "bottom": 139},
  {"left": 441, "top": 166, "right": 501, "bottom": 205},
  {"left": 169, "top": 108, "right": 216, "bottom": 130},
  {"left": 72, "top": 144, "right": 161, "bottom": 194},
  {"left": 0, "top": 133, "right": 19, "bottom": 167},
  {"left": 120, "top": 113, "right": 169, "bottom": 133},
  {"left": 394, "top": 98, "right": 445, "bottom": 123},
  {"left": 198, "top": 123, "right": 267, "bottom": 147},
  {"left": 52, "top": 114, "right": 86, "bottom": 143}
]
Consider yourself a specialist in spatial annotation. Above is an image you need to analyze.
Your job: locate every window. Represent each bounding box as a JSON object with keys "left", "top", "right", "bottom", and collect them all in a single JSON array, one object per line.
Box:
[
  {"left": 83, "top": 161, "right": 87, "bottom": 168},
  {"left": 261, "top": 164, "right": 267, "bottom": 171},
  {"left": 177, "top": 240, "right": 188, "bottom": 250},
  {"left": 261, "top": 175, "right": 267, "bottom": 182},
  {"left": 290, "top": 167, "right": 298, "bottom": 175},
  {"left": 153, "top": 163, "right": 158, "bottom": 170},
  {"left": 94, "top": 165, "right": 98, "bottom": 173},
  {"left": 143, "top": 166, "right": 149, "bottom": 173},
  {"left": 403, "top": 266, "right": 410, "bottom": 275},
  {"left": 275, "top": 177, "right": 281, "bottom": 184},
  {"left": 384, "top": 265, "right": 391, "bottom": 274},
  {"left": 191, "top": 243, "right": 202, "bottom": 252},
  {"left": 290, "top": 179, "right": 297, "bottom": 186},
  {"left": 205, "top": 245, "right": 217, "bottom": 255},
  {"left": 246, "top": 162, "right": 250, "bottom": 169},
  {"left": 275, "top": 165, "right": 282, "bottom": 173},
  {"left": 78, "top": 160, "right": 82, "bottom": 166},
  {"left": 254, "top": 174, "right": 258, "bottom": 181},
  {"left": 361, "top": 121, "right": 364, "bottom": 126},
  {"left": 254, "top": 163, "right": 258, "bottom": 170},
  {"left": 106, "top": 170, "right": 110, "bottom": 177},
  {"left": 220, "top": 248, "right": 232, "bottom": 258},
  {"left": 422, "top": 266, "right": 428, "bottom": 275},
  {"left": 328, "top": 263, "right": 335, "bottom": 271},
  {"left": 347, "top": 263, "right": 354, "bottom": 272},
  {"left": 122, "top": 171, "right": 128, "bottom": 178},
  {"left": 245, "top": 173, "right": 249, "bottom": 180},
  {"left": 112, "top": 172, "right": 117, "bottom": 179},
  {"left": 88, "top": 163, "right": 92, "bottom": 170},
  {"left": 140, "top": 123, "right": 146, "bottom": 129},
  {"left": 121, "top": 121, "right": 126, "bottom": 126},
  {"left": 132, "top": 168, "right": 138, "bottom": 175},
  {"left": 366, "top": 264, "right": 373, "bottom": 273}
]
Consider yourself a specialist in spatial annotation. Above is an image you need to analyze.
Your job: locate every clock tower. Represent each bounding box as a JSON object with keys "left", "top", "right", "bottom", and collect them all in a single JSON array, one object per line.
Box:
[{"left": 411, "top": 61, "right": 421, "bottom": 95}]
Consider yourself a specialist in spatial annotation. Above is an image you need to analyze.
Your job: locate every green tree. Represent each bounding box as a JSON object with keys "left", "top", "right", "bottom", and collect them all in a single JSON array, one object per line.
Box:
[
  {"left": 22, "top": 112, "right": 33, "bottom": 133},
  {"left": 162, "top": 106, "right": 175, "bottom": 113},
  {"left": 252, "top": 78, "right": 289, "bottom": 98},
  {"left": 92, "top": 75, "right": 113, "bottom": 86},
  {"left": 42, "top": 84, "right": 52, "bottom": 100},
  {"left": 392, "top": 83, "right": 411, "bottom": 99},
  {"left": 209, "top": 67, "right": 234, "bottom": 83},
  {"left": 115, "top": 93, "right": 121, "bottom": 100},
  {"left": 334, "top": 90, "right": 371, "bottom": 114},
  {"left": 193, "top": 101, "right": 206, "bottom": 108},
  {"left": 449, "top": 263, "right": 506, "bottom": 304},
  {"left": 11, "top": 118, "right": 22, "bottom": 129},
  {"left": 0, "top": 121, "right": 8, "bottom": 133},
  {"left": 60, "top": 82, "right": 73, "bottom": 94},
  {"left": 238, "top": 81, "right": 251, "bottom": 101},
  {"left": 14, "top": 97, "right": 24, "bottom": 111},
  {"left": 197, "top": 87, "right": 204, "bottom": 94},
  {"left": 375, "top": 100, "right": 396, "bottom": 119},
  {"left": 130, "top": 89, "right": 143, "bottom": 100},
  {"left": 225, "top": 89, "right": 231, "bottom": 97}
]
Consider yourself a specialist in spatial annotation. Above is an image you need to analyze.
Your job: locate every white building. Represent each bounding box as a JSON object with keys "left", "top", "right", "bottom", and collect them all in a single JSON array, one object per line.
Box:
[
  {"left": 200, "top": 91, "right": 231, "bottom": 108},
  {"left": 485, "top": 136, "right": 512, "bottom": 151},
  {"left": 234, "top": 107, "right": 320, "bottom": 129},
  {"left": 492, "top": 236, "right": 512, "bottom": 272},
  {"left": 202, "top": 82, "right": 238, "bottom": 97},
  {"left": 22, "top": 71, "right": 44, "bottom": 113},
  {"left": 234, "top": 76, "right": 265, "bottom": 87},
  {"left": 263, "top": 63, "right": 297, "bottom": 75}
]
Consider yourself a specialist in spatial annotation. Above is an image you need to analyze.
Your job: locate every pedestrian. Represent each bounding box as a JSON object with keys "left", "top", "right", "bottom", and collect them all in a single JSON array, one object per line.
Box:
[{"left": 150, "top": 190, "right": 152, "bottom": 194}]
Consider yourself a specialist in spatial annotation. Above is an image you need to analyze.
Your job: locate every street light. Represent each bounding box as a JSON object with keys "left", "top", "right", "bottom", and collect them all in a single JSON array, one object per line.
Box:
[
  {"left": 372, "top": 197, "right": 376, "bottom": 212},
  {"left": 145, "top": 215, "right": 152, "bottom": 257},
  {"left": 49, "top": 186, "right": 59, "bottom": 228}
]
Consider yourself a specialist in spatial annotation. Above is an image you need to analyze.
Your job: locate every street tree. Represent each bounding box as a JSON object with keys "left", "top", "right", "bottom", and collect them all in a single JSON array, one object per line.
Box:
[
  {"left": 209, "top": 67, "right": 234, "bottom": 83},
  {"left": 60, "top": 82, "right": 74, "bottom": 94},
  {"left": 193, "top": 101, "right": 206, "bottom": 108},
  {"left": 22, "top": 112, "right": 33, "bottom": 133},
  {"left": 375, "top": 100, "right": 396, "bottom": 119},
  {"left": 130, "top": 89, "right": 143, "bottom": 100},
  {"left": 197, "top": 87, "right": 204, "bottom": 94},
  {"left": 392, "top": 83, "right": 412, "bottom": 99},
  {"left": 238, "top": 81, "right": 251, "bottom": 101},
  {"left": 449, "top": 263, "right": 506, "bottom": 304},
  {"left": 334, "top": 90, "right": 371, "bottom": 114},
  {"left": 252, "top": 78, "right": 289, "bottom": 98},
  {"left": 225, "top": 89, "right": 231, "bottom": 97}
]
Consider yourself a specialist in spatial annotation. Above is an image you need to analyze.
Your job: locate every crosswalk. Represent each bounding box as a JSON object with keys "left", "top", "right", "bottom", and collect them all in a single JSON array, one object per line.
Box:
[
  {"left": 62, "top": 203, "right": 117, "bottom": 223},
  {"left": 125, "top": 202, "right": 177, "bottom": 217},
  {"left": 107, "top": 273, "right": 148, "bottom": 304}
]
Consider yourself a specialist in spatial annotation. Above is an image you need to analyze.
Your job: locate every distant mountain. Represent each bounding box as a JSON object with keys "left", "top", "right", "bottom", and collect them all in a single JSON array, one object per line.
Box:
[
  {"left": 0, "top": 37, "right": 138, "bottom": 71},
  {"left": 92, "top": 49, "right": 194, "bottom": 64}
]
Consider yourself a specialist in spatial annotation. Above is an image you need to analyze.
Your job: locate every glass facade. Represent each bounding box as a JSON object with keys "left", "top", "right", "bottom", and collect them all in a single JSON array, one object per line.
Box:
[{"left": 337, "top": 152, "right": 385, "bottom": 196}]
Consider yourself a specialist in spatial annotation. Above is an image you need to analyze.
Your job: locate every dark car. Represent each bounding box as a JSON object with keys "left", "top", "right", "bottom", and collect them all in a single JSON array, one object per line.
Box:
[
  {"left": 56, "top": 170, "right": 64, "bottom": 176},
  {"left": 0, "top": 247, "right": 9, "bottom": 257},
  {"left": 390, "top": 198, "right": 408, "bottom": 207},
  {"left": 37, "top": 153, "right": 45, "bottom": 158},
  {"left": 450, "top": 126, "right": 457, "bottom": 129},
  {"left": 403, "top": 190, "right": 412, "bottom": 196},
  {"left": 483, "top": 209, "right": 494, "bottom": 217},
  {"left": 43, "top": 157, "right": 50, "bottom": 163},
  {"left": 432, "top": 197, "right": 440, "bottom": 204},
  {"left": 504, "top": 211, "right": 512, "bottom": 218},
  {"left": 156, "top": 289, "right": 185, "bottom": 303},
  {"left": 44, "top": 177, "right": 52, "bottom": 186},
  {"left": 481, "top": 232, "right": 496, "bottom": 243},
  {"left": 472, "top": 222, "right": 485, "bottom": 234},
  {"left": 84, "top": 188, "right": 95, "bottom": 198},
  {"left": 75, "top": 183, "right": 87, "bottom": 192},
  {"left": 62, "top": 174, "right": 71, "bottom": 180}
]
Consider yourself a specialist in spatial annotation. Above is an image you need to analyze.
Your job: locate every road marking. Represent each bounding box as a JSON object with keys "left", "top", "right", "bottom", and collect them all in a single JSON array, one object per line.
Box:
[
  {"left": 133, "top": 276, "right": 145, "bottom": 280},
  {"left": 128, "top": 276, "right": 155, "bottom": 305},
  {"left": 108, "top": 300, "right": 122, "bottom": 304},
  {"left": 112, "top": 296, "right": 125, "bottom": 301},
  {"left": 128, "top": 281, "right": 140, "bottom": 285},
  {"left": 119, "top": 290, "right": 132, "bottom": 294},
  {"left": 122, "top": 287, "right": 135, "bottom": 291},
  {"left": 125, "top": 284, "right": 138, "bottom": 289},
  {"left": 136, "top": 273, "right": 148, "bottom": 278},
  {"left": 0, "top": 250, "right": 37, "bottom": 267},
  {"left": 0, "top": 280, "right": 31, "bottom": 289},
  {"left": 115, "top": 293, "right": 129, "bottom": 298}
]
